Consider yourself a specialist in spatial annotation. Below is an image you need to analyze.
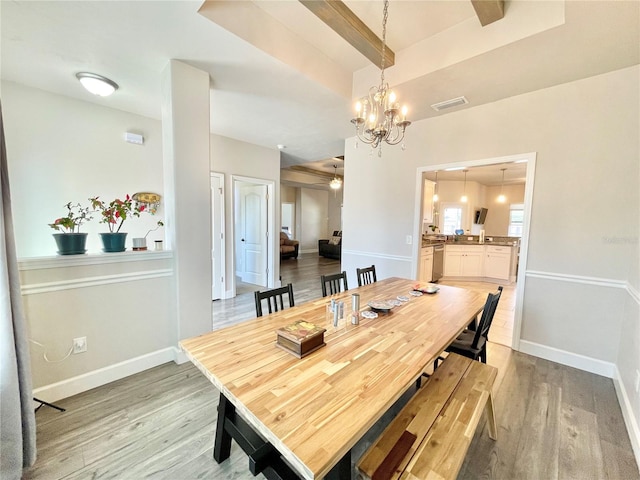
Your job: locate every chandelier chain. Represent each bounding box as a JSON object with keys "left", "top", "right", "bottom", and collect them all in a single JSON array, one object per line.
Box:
[{"left": 380, "top": 0, "right": 389, "bottom": 86}]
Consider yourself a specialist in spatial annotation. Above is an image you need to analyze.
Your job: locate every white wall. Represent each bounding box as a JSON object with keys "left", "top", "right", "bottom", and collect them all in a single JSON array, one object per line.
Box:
[
  {"left": 210, "top": 134, "right": 280, "bottom": 290},
  {"left": 327, "top": 188, "right": 343, "bottom": 234},
  {"left": 343, "top": 66, "right": 639, "bottom": 448},
  {"left": 2, "top": 81, "right": 166, "bottom": 257},
  {"left": 299, "top": 188, "right": 328, "bottom": 252}
]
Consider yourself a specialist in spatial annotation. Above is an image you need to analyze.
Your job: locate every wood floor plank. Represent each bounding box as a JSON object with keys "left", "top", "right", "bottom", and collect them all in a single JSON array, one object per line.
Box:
[
  {"left": 600, "top": 438, "right": 640, "bottom": 480},
  {"left": 558, "top": 404, "right": 606, "bottom": 480},
  {"left": 561, "top": 366, "right": 596, "bottom": 413},
  {"left": 591, "top": 373, "right": 635, "bottom": 450},
  {"left": 511, "top": 382, "right": 561, "bottom": 479},
  {"left": 458, "top": 351, "right": 537, "bottom": 480}
]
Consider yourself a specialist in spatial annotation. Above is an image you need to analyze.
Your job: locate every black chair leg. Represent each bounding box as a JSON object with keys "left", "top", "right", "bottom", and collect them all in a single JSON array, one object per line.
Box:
[
  {"left": 433, "top": 355, "right": 446, "bottom": 370},
  {"left": 416, "top": 372, "right": 430, "bottom": 389}
]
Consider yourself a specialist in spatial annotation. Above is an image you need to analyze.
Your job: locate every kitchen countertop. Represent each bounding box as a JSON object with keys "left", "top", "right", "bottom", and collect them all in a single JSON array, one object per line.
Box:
[{"left": 422, "top": 241, "right": 516, "bottom": 247}]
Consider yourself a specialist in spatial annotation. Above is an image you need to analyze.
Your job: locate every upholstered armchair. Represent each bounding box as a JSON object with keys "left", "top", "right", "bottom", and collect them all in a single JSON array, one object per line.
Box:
[{"left": 280, "top": 232, "right": 299, "bottom": 259}]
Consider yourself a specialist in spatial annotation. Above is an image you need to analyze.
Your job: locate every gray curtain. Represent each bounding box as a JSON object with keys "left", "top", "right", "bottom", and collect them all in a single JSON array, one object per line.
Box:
[{"left": 0, "top": 101, "right": 36, "bottom": 477}]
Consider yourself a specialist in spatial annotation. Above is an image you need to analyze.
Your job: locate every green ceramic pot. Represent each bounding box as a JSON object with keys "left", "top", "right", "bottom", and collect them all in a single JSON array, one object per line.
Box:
[
  {"left": 53, "top": 233, "right": 88, "bottom": 255},
  {"left": 99, "top": 232, "right": 128, "bottom": 252}
]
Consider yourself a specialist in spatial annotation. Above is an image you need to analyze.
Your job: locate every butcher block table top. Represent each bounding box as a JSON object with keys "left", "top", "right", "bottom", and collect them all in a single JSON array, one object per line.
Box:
[{"left": 179, "top": 277, "right": 486, "bottom": 480}]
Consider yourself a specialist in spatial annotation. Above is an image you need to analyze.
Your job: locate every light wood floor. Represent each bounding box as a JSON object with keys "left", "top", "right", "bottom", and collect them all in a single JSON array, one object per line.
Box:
[{"left": 27, "top": 255, "right": 639, "bottom": 480}]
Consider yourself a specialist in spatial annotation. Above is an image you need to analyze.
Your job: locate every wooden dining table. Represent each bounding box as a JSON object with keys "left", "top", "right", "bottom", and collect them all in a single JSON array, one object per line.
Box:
[{"left": 179, "top": 277, "right": 487, "bottom": 480}]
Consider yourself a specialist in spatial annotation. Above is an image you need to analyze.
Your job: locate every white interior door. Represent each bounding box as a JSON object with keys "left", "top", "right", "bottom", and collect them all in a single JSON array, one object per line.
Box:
[
  {"left": 211, "top": 173, "right": 224, "bottom": 300},
  {"left": 281, "top": 202, "right": 294, "bottom": 237},
  {"left": 240, "top": 184, "right": 267, "bottom": 286}
]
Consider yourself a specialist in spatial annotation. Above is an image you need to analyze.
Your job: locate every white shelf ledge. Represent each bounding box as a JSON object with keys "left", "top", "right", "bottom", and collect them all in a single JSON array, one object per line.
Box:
[{"left": 18, "top": 250, "right": 173, "bottom": 271}]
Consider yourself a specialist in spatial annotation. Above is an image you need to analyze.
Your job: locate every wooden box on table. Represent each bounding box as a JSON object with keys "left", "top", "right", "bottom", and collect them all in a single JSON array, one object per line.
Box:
[{"left": 276, "top": 320, "right": 326, "bottom": 358}]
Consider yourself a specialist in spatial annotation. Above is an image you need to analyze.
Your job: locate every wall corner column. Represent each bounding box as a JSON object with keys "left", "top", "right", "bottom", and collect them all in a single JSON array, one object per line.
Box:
[{"left": 161, "top": 60, "right": 212, "bottom": 344}]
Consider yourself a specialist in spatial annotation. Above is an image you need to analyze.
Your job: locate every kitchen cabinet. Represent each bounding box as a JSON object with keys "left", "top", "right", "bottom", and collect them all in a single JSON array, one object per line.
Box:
[
  {"left": 444, "top": 245, "right": 483, "bottom": 277},
  {"left": 484, "top": 245, "right": 512, "bottom": 280},
  {"left": 420, "top": 246, "right": 433, "bottom": 282},
  {"left": 422, "top": 180, "right": 435, "bottom": 224}
]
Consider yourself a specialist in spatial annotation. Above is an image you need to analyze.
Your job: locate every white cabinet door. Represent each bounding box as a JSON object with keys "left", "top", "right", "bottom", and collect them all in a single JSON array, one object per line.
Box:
[
  {"left": 444, "top": 251, "right": 463, "bottom": 276},
  {"left": 485, "top": 253, "right": 511, "bottom": 280},
  {"left": 420, "top": 253, "right": 434, "bottom": 282},
  {"left": 462, "top": 251, "right": 484, "bottom": 276},
  {"left": 422, "top": 180, "right": 435, "bottom": 224}
]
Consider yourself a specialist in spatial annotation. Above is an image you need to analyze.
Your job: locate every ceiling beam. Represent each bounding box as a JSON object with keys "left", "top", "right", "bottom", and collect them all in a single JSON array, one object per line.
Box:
[
  {"left": 299, "top": 0, "right": 394, "bottom": 68},
  {"left": 470, "top": 0, "right": 505, "bottom": 27},
  {"left": 289, "top": 165, "right": 341, "bottom": 180}
]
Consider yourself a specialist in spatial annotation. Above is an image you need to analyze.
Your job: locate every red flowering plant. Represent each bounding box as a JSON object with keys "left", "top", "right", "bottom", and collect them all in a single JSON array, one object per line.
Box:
[
  {"left": 90, "top": 194, "right": 146, "bottom": 233},
  {"left": 48, "top": 202, "right": 93, "bottom": 233}
]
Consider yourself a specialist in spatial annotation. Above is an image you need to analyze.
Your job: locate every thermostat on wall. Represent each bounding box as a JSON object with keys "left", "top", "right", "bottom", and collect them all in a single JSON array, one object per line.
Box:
[{"left": 124, "top": 132, "right": 144, "bottom": 145}]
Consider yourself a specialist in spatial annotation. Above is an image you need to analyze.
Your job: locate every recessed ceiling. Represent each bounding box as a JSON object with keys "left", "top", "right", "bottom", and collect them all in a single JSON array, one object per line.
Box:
[{"left": 1, "top": 0, "right": 638, "bottom": 175}]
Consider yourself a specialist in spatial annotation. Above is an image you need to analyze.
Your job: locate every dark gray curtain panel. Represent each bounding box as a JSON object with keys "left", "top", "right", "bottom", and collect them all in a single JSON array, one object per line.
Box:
[{"left": 0, "top": 100, "right": 36, "bottom": 478}]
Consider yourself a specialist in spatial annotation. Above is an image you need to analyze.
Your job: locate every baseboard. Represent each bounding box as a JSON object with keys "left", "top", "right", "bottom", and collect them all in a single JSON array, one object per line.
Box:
[
  {"left": 518, "top": 340, "right": 616, "bottom": 378},
  {"left": 32, "top": 346, "right": 181, "bottom": 403},
  {"left": 613, "top": 365, "right": 640, "bottom": 471}
]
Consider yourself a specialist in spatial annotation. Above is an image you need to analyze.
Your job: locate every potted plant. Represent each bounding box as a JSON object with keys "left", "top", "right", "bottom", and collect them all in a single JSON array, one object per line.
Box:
[
  {"left": 90, "top": 194, "right": 145, "bottom": 252},
  {"left": 49, "top": 202, "right": 93, "bottom": 255}
]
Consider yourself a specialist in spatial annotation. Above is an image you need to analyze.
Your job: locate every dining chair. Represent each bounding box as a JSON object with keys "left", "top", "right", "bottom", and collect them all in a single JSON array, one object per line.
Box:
[
  {"left": 434, "top": 286, "right": 503, "bottom": 369},
  {"left": 320, "top": 271, "right": 348, "bottom": 297},
  {"left": 254, "top": 283, "right": 295, "bottom": 317},
  {"left": 356, "top": 265, "right": 377, "bottom": 287}
]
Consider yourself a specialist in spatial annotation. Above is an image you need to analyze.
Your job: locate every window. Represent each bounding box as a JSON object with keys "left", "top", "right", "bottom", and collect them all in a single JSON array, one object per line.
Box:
[
  {"left": 508, "top": 204, "right": 524, "bottom": 237},
  {"left": 442, "top": 205, "right": 463, "bottom": 235}
]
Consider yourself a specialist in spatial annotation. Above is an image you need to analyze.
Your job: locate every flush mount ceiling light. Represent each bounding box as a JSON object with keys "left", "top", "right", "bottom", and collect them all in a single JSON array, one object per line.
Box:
[
  {"left": 460, "top": 170, "right": 469, "bottom": 203},
  {"left": 497, "top": 168, "right": 507, "bottom": 203},
  {"left": 350, "top": 0, "right": 410, "bottom": 157},
  {"left": 329, "top": 165, "right": 343, "bottom": 190},
  {"left": 76, "top": 72, "right": 119, "bottom": 96}
]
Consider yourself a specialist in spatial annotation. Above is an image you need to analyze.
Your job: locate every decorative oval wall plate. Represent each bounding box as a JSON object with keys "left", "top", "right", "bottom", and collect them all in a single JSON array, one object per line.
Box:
[{"left": 132, "top": 192, "right": 161, "bottom": 204}]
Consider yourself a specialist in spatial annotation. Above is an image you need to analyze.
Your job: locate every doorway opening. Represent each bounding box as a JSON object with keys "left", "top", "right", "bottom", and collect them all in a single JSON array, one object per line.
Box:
[
  {"left": 231, "top": 175, "right": 276, "bottom": 297},
  {"left": 211, "top": 172, "right": 225, "bottom": 301},
  {"left": 413, "top": 152, "right": 536, "bottom": 351}
]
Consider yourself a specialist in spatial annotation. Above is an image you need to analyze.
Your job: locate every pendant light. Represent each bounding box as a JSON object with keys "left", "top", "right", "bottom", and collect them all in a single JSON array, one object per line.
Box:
[
  {"left": 432, "top": 171, "right": 439, "bottom": 202},
  {"left": 329, "top": 165, "right": 342, "bottom": 190},
  {"left": 497, "top": 168, "right": 507, "bottom": 203},
  {"left": 460, "top": 170, "right": 468, "bottom": 203}
]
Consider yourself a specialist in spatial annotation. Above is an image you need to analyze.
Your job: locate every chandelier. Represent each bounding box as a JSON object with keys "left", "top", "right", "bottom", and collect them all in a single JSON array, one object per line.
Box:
[{"left": 350, "top": 0, "right": 410, "bottom": 156}]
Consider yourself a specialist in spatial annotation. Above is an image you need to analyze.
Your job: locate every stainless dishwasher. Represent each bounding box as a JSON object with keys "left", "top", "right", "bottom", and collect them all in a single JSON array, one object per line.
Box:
[{"left": 432, "top": 243, "right": 444, "bottom": 282}]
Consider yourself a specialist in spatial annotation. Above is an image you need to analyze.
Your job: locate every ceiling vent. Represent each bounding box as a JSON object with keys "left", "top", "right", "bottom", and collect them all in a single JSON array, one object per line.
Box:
[{"left": 431, "top": 96, "right": 469, "bottom": 112}]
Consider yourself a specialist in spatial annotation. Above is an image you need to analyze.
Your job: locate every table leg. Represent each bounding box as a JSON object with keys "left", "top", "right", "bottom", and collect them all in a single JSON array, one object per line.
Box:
[
  {"left": 214, "top": 391, "right": 233, "bottom": 463},
  {"left": 325, "top": 450, "right": 351, "bottom": 480}
]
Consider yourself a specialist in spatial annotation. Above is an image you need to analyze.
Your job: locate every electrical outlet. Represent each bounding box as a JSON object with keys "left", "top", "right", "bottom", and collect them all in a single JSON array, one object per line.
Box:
[
  {"left": 635, "top": 370, "right": 640, "bottom": 393},
  {"left": 73, "top": 336, "right": 87, "bottom": 354}
]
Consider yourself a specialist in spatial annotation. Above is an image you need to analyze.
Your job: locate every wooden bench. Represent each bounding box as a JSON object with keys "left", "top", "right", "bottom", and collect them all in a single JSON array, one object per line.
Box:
[{"left": 357, "top": 353, "right": 498, "bottom": 480}]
